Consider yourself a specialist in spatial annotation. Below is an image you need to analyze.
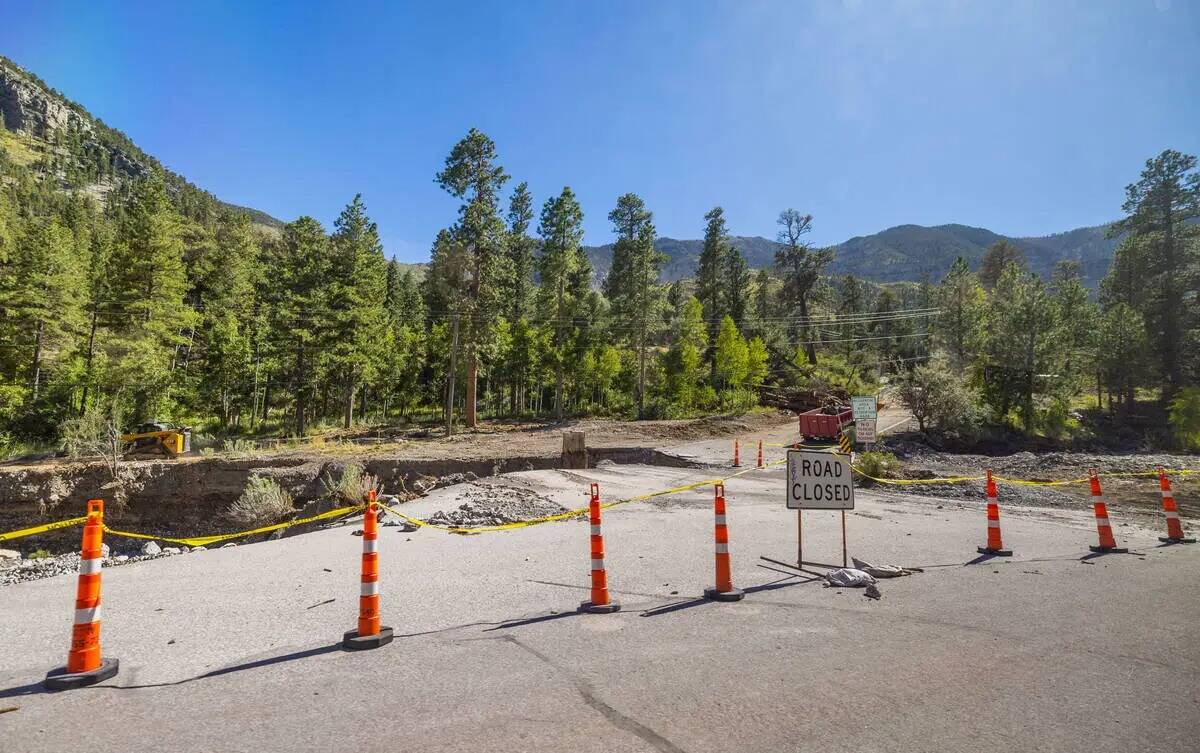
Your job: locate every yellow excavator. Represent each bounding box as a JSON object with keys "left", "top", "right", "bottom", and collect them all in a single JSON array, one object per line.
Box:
[{"left": 121, "top": 422, "right": 191, "bottom": 459}]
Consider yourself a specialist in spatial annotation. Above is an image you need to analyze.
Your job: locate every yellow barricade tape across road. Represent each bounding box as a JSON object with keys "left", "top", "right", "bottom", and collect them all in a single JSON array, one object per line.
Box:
[
  {"left": 377, "top": 459, "right": 790, "bottom": 535},
  {"left": 101, "top": 505, "right": 363, "bottom": 548},
  {"left": 0, "top": 461, "right": 1196, "bottom": 544},
  {"left": 0, "top": 516, "right": 88, "bottom": 543}
]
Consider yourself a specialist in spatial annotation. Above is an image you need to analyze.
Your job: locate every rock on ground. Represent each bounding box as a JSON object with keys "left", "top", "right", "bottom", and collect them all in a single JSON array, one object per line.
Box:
[{"left": 424, "top": 483, "right": 575, "bottom": 528}]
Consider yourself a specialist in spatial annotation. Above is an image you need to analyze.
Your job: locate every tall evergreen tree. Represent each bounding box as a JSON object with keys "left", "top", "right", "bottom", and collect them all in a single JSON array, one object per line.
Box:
[
  {"left": 775, "top": 209, "right": 832, "bottom": 364},
  {"left": 435, "top": 129, "right": 509, "bottom": 428},
  {"left": 536, "top": 187, "right": 585, "bottom": 420},
  {"left": 935, "top": 257, "right": 986, "bottom": 366},
  {"left": 1110, "top": 149, "right": 1199, "bottom": 400},
  {"left": 723, "top": 245, "right": 751, "bottom": 330},
  {"left": 505, "top": 181, "right": 536, "bottom": 322},
  {"left": 697, "top": 207, "right": 729, "bottom": 343},
  {"left": 605, "top": 193, "right": 664, "bottom": 419},
  {"left": 326, "top": 195, "right": 387, "bottom": 428}
]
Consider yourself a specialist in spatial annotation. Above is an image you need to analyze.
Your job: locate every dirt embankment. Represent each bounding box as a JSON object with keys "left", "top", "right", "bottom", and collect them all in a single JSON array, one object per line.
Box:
[
  {"left": 879, "top": 437, "right": 1200, "bottom": 520},
  {"left": 0, "top": 413, "right": 789, "bottom": 550}
]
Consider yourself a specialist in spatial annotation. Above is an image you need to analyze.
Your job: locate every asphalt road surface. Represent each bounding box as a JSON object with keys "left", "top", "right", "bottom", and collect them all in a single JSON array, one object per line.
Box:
[{"left": 2, "top": 436, "right": 1198, "bottom": 752}]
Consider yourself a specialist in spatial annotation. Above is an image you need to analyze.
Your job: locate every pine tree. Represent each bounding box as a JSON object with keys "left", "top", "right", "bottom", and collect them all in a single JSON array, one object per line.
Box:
[
  {"left": 104, "top": 175, "right": 196, "bottom": 419},
  {"left": 978, "top": 240, "right": 1027, "bottom": 288},
  {"left": 935, "top": 257, "right": 986, "bottom": 367},
  {"left": 435, "top": 129, "right": 509, "bottom": 428},
  {"left": 697, "top": 207, "right": 728, "bottom": 344},
  {"left": 775, "top": 209, "right": 832, "bottom": 364},
  {"left": 505, "top": 181, "right": 535, "bottom": 322},
  {"left": 1110, "top": 149, "right": 1199, "bottom": 401},
  {"left": 536, "top": 187, "right": 585, "bottom": 420},
  {"left": 723, "top": 245, "right": 751, "bottom": 330},
  {"left": 274, "top": 216, "right": 330, "bottom": 436},
  {"left": 326, "top": 195, "right": 387, "bottom": 428},
  {"left": 605, "top": 194, "right": 664, "bottom": 419}
]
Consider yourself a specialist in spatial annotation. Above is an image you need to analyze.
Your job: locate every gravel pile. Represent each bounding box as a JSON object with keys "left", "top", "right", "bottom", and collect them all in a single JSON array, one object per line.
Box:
[
  {"left": 424, "top": 483, "right": 574, "bottom": 528},
  {"left": 0, "top": 542, "right": 210, "bottom": 587}
]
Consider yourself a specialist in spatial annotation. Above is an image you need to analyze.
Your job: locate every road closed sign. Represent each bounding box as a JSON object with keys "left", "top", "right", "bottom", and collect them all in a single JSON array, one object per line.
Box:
[{"left": 786, "top": 449, "right": 855, "bottom": 510}]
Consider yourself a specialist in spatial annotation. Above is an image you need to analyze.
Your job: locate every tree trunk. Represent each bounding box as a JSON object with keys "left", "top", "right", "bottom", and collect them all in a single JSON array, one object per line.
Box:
[
  {"left": 80, "top": 306, "right": 98, "bottom": 414},
  {"left": 445, "top": 314, "right": 459, "bottom": 436},
  {"left": 343, "top": 373, "right": 354, "bottom": 429},
  {"left": 799, "top": 297, "right": 817, "bottom": 364},
  {"left": 466, "top": 349, "right": 478, "bottom": 428},
  {"left": 30, "top": 319, "right": 44, "bottom": 402}
]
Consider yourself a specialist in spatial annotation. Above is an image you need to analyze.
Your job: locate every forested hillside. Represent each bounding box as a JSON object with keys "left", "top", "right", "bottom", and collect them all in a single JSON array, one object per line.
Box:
[{"left": 0, "top": 55, "right": 1197, "bottom": 453}]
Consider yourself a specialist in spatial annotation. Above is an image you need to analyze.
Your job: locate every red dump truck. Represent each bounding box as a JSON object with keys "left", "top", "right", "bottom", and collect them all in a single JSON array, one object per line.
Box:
[{"left": 797, "top": 406, "right": 853, "bottom": 440}]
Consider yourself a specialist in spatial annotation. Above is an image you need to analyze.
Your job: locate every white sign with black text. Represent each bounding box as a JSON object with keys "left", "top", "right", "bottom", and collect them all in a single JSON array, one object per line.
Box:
[
  {"left": 855, "top": 418, "right": 877, "bottom": 444},
  {"left": 786, "top": 449, "right": 855, "bottom": 510}
]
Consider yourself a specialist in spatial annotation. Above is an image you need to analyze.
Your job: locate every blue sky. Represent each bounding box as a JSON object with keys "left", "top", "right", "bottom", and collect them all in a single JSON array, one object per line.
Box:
[{"left": 3, "top": 1, "right": 1197, "bottom": 261}]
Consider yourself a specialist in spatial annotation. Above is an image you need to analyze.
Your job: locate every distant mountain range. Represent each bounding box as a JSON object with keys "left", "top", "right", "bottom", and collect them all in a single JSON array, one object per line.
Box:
[
  {"left": 584, "top": 222, "right": 1120, "bottom": 288},
  {"left": 0, "top": 55, "right": 1121, "bottom": 289}
]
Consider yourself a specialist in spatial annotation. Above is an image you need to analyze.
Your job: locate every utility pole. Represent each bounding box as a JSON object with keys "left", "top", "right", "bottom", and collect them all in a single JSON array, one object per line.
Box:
[{"left": 445, "top": 313, "right": 460, "bottom": 437}]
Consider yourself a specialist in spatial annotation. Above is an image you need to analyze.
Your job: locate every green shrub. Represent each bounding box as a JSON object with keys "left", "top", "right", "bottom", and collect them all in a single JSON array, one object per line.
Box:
[
  {"left": 1169, "top": 387, "right": 1200, "bottom": 451},
  {"left": 855, "top": 451, "right": 900, "bottom": 483},
  {"left": 28, "top": 548, "right": 52, "bottom": 559},
  {"left": 225, "top": 477, "right": 295, "bottom": 527},
  {"left": 321, "top": 461, "right": 380, "bottom": 505}
]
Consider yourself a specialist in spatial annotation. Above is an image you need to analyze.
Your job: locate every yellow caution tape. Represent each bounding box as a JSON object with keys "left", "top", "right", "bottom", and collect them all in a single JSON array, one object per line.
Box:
[
  {"left": 102, "top": 504, "right": 363, "bottom": 548},
  {"left": 377, "top": 459, "right": 789, "bottom": 534},
  {"left": 1, "top": 464, "right": 1194, "bottom": 545},
  {"left": 0, "top": 516, "right": 88, "bottom": 543}
]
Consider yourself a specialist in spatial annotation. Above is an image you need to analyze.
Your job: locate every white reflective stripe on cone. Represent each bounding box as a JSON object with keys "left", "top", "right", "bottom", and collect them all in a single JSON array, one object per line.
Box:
[
  {"left": 1165, "top": 511, "right": 1180, "bottom": 520},
  {"left": 1160, "top": 489, "right": 1172, "bottom": 497},
  {"left": 714, "top": 514, "right": 727, "bottom": 525},
  {"left": 74, "top": 604, "right": 101, "bottom": 624},
  {"left": 987, "top": 520, "right": 1001, "bottom": 528},
  {"left": 78, "top": 557, "right": 102, "bottom": 575},
  {"left": 360, "top": 580, "right": 379, "bottom": 596},
  {"left": 590, "top": 525, "right": 602, "bottom": 536},
  {"left": 363, "top": 539, "right": 378, "bottom": 553},
  {"left": 590, "top": 558, "right": 605, "bottom": 570},
  {"left": 715, "top": 543, "right": 729, "bottom": 554}
]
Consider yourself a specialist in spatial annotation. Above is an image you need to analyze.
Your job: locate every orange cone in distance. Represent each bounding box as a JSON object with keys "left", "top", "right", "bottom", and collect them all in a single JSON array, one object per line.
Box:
[
  {"left": 342, "top": 491, "right": 394, "bottom": 649},
  {"left": 45, "top": 498, "right": 119, "bottom": 689},
  {"left": 976, "top": 470, "right": 1012, "bottom": 556},
  {"left": 1157, "top": 467, "right": 1195, "bottom": 544},
  {"left": 579, "top": 482, "right": 620, "bottom": 613},
  {"left": 733, "top": 439, "right": 741, "bottom": 468},
  {"left": 704, "top": 483, "right": 744, "bottom": 601},
  {"left": 1088, "top": 471, "right": 1128, "bottom": 554},
  {"left": 757, "top": 440, "right": 763, "bottom": 469}
]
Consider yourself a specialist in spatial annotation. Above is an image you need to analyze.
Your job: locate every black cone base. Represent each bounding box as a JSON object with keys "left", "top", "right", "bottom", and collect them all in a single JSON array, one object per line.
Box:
[
  {"left": 1088, "top": 545, "right": 1129, "bottom": 554},
  {"left": 44, "top": 657, "right": 119, "bottom": 690},
  {"left": 342, "top": 626, "right": 394, "bottom": 650},
  {"left": 704, "top": 587, "right": 746, "bottom": 602},
  {"left": 1159, "top": 536, "right": 1196, "bottom": 544},
  {"left": 579, "top": 600, "right": 621, "bottom": 613},
  {"left": 977, "top": 546, "right": 1013, "bottom": 557}
]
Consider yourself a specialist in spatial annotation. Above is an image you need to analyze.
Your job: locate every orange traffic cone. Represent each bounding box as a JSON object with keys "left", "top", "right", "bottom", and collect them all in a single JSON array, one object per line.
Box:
[
  {"left": 976, "top": 470, "right": 1012, "bottom": 556},
  {"left": 342, "top": 491, "right": 394, "bottom": 649},
  {"left": 44, "top": 499, "right": 119, "bottom": 689},
  {"left": 704, "top": 483, "right": 744, "bottom": 601},
  {"left": 733, "top": 439, "right": 741, "bottom": 468},
  {"left": 1088, "top": 471, "right": 1128, "bottom": 554},
  {"left": 757, "top": 440, "right": 763, "bottom": 469},
  {"left": 1157, "top": 467, "right": 1195, "bottom": 544},
  {"left": 579, "top": 483, "right": 620, "bottom": 613}
]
